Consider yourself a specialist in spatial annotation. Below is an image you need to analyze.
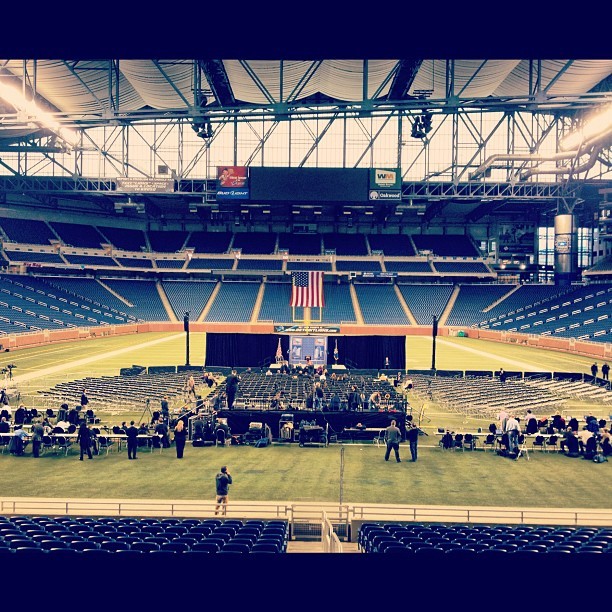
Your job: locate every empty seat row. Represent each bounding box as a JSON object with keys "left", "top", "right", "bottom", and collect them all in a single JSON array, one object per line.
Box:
[{"left": 358, "top": 522, "right": 612, "bottom": 554}]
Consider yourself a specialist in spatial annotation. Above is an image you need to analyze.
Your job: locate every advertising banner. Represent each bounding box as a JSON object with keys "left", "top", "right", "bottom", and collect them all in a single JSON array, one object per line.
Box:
[
  {"left": 275, "top": 325, "right": 340, "bottom": 334},
  {"left": 369, "top": 168, "right": 401, "bottom": 201},
  {"left": 115, "top": 177, "right": 174, "bottom": 193},
  {"left": 216, "top": 166, "right": 249, "bottom": 200}
]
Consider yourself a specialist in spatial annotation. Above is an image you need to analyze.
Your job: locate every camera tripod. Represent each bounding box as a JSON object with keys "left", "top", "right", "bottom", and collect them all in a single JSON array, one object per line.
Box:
[{"left": 138, "top": 398, "right": 155, "bottom": 424}]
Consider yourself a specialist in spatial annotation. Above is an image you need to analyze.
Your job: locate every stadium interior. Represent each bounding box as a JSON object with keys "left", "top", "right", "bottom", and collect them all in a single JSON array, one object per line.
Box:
[{"left": 0, "top": 51, "right": 611, "bottom": 584}]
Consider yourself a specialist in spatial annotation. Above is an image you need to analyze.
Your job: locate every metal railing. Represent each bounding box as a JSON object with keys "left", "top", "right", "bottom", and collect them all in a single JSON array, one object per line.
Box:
[{"left": 1, "top": 497, "right": 610, "bottom": 535}]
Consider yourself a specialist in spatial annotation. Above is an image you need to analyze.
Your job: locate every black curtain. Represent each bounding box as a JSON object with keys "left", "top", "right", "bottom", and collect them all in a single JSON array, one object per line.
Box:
[
  {"left": 332, "top": 336, "right": 405, "bottom": 370},
  {"left": 206, "top": 333, "right": 404, "bottom": 371},
  {"left": 206, "top": 333, "right": 290, "bottom": 368}
]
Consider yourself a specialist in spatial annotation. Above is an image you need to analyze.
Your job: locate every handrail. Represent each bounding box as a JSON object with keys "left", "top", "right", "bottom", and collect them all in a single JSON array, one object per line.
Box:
[{"left": 0, "top": 497, "right": 610, "bottom": 529}]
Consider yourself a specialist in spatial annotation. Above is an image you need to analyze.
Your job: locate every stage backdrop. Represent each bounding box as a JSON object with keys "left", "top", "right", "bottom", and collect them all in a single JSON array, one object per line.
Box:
[{"left": 205, "top": 333, "right": 405, "bottom": 370}]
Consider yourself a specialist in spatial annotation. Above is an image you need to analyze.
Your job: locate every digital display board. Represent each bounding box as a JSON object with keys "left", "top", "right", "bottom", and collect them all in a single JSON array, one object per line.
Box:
[{"left": 250, "top": 167, "right": 369, "bottom": 202}]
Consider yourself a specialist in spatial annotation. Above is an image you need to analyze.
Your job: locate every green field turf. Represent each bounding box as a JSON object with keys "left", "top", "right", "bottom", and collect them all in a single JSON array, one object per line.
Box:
[{"left": 1, "top": 332, "right": 610, "bottom": 511}]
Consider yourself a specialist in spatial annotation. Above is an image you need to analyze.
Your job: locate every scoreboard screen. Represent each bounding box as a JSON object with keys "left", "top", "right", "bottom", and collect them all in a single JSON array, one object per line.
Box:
[{"left": 250, "top": 167, "right": 368, "bottom": 202}]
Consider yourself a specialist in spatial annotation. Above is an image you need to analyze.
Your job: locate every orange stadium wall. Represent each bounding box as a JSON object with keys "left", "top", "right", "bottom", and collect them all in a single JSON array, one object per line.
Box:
[
  {"left": 464, "top": 328, "right": 611, "bottom": 359},
  {"left": 3, "top": 323, "right": 610, "bottom": 361}
]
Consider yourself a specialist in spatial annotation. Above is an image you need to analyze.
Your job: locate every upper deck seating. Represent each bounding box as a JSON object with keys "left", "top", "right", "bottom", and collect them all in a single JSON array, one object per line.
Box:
[
  {"left": 185, "top": 231, "right": 232, "bottom": 253},
  {"left": 322, "top": 233, "right": 368, "bottom": 255},
  {"left": 148, "top": 230, "right": 189, "bottom": 253},
  {"left": 433, "top": 261, "right": 491, "bottom": 274},
  {"left": 367, "top": 234, "right": 416, "bottom": 256},
  {"left": 385, "top": 261, "right": 433, "bottom": 273},
  {"left": 278, "top": 233, "right": 321, "bottom": 255},
  {"left": 97, "top": 226, "right": 147, "bottom": 251},
  {"left": 0, "top": 218, "right": 56, "bottom": 245},
  {"left": 49, "top": 222, "right": 105, "bottom": 248},
  {"left": 232, "top": 232, "right": 277, "bottom": 255},
  {"left": 412, "top": 234, "right": 480, "bottom": 256}
]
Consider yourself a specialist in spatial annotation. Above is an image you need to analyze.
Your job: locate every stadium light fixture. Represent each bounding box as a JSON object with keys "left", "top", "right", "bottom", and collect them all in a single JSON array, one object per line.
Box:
[
  {"left": 0, "top": 80, "right": 79, "bottom": 149},
  {"left": 560, "top": 104, "right": 612, "bottom": 151}
]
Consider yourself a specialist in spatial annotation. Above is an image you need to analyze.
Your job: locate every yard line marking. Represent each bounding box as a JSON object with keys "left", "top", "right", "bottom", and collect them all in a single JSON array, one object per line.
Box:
[
  {"left": 435, "top": 338, "right": 548, "bottom": 371},
  {"left": 8, "top": 333, "right": 183, "bottom": 384}
]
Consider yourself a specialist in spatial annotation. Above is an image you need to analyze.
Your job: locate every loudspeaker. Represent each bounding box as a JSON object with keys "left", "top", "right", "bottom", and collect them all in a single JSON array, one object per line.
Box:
[{"left": 183, "top": 313, "right": 190, "bottom": 332}]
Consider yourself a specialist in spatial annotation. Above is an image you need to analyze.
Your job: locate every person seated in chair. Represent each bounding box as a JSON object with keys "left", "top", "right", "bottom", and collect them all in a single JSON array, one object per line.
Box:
[
  {"left": 57, "top": 403, "right": 69, "bottom": 423},
  {"left": 0, "top": 416, "right": 9, "bottom": 433},
  {"left": 54, "top": 418, "right": 70, "bottom": 432},
  {"left": 137, "top": 422, "right": 149, "bottom": 446},
  {"left": 9, "top": 425, "right": 29, "bottom": 456},
  {"left": 561, "top": 427, "right": 581, "bottom": 457},
  {"left": 576, "top": 428, "right": 594, "bottom": 454},
  {"left": 585, "top": 415, "right": 600, "bottom": 435},
  {"left": 441, "top": 430, "right": 454, "bottom": 449},
  {"left": 525, "top": 409, "right": 538, "bottom": 435},
  {"left": 192, "top": 415, "right": 205, "bottom": 443},
  {"left": 215, "top": 419, "right": 230, "bottom": 438},
  {"left": 583, "top": 435, "right": 598, "bottom": 460},
  {"left": 13, "top": 404, "right": 27, "bottom": 426},
  {"left": 68, "top": 406, "right": 81, "bottom": 426},
  {"left": 551, "top": 414, "right": 565, "bottom": 432}
]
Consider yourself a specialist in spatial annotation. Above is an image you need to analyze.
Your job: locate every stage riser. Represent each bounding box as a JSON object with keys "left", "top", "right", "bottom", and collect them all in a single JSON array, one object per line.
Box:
[{"left": 215, "top": 409, "right": 407, "bottom": 440}]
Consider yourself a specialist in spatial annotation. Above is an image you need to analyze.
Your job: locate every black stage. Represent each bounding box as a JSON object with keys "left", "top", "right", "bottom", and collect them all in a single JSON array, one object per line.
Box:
[{"left": 215, "top": 409, "right": 407, "bottom": 441}]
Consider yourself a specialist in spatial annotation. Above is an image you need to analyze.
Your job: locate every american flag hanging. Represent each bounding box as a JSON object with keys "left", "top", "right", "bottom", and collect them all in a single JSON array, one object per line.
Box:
[
  {"left": 290, "top": 271, "right": 324, "bottom": 308},
  {"left": 275, "top": 338, "right": 283, "bottom": 361}
]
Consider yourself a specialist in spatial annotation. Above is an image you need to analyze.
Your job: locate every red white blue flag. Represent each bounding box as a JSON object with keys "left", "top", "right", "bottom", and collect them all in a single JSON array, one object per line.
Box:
[{"left": 290, "top": 271, "right": 324, "bottom": 308}]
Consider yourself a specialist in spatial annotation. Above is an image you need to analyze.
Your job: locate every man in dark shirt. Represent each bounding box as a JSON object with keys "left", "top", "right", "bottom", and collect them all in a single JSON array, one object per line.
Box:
[
  {"left": 126, "top": 420, "right": 139, "bottom": 460},
  {"left": 154, "top": 419, "right": 170, "bottom": 448},
  {"left": 214, "top": 465, "right": 233, "bottom": 516},
  {"left": 602, "top": 363, "right": 610, "bottom": 381},
  {"left": 225, "top": 370, "right": 241, "bottom": 410},
  {"left": 31, "top": 420, "right": 45, "bottom": 458},
  {"left": 347, "top": 386, "right": 360, "bottom": 412},
  {"left": 160, "top": 396, "right": 170, "bottom": 425},
  {"left": 406, "top": 421, "right": 419, "bottom": 462}
]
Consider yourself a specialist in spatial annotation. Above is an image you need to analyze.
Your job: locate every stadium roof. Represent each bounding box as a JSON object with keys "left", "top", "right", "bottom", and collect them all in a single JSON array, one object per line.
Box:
[{"left": 0, "top": 59, "right": 611, "bottom": 136}]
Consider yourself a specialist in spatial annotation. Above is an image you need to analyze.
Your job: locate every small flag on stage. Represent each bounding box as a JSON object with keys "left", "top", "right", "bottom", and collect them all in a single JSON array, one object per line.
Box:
[
  {"left": 290, "top": 271, "right": 324, "bottom": 308},
  {"left": 275, "top": 338, "right": 283, "bottom": 362},
  {"left": 334, "top": 339, "right": 339, "bottom": 362}
]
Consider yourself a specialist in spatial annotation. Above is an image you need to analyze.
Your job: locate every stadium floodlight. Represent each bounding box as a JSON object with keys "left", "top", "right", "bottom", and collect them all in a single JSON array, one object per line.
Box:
[
  {"left": 411, "top": 116, "right": 425, "bottom": 139},
  {"left": 0, "top": 80, "right": 79, "bottom": 149},
  {"left": 421, "top": 111, "right": 433, "bottom": 134},
  {"left": 560, "top": 104, "right": 612, "bottom": 151}
]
